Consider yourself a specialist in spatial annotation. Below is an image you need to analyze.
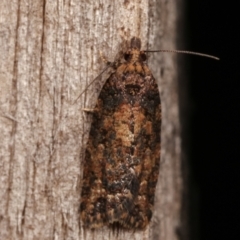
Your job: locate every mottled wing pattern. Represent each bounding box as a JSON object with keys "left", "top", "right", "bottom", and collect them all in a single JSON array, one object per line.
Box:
[{"left": 80, "top": 37, "right": 161, "bottom": 229}]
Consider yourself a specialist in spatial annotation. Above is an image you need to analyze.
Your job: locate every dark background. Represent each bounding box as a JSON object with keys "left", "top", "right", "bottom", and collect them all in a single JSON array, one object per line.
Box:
[{"left": 185, "top": 1, "right": 239, "bottom": 240}]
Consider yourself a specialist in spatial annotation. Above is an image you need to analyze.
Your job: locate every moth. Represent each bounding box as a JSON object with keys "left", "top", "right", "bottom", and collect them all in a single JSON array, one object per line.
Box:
[{"left": 79, "top": 37, "right": 218, "bottom": 229}]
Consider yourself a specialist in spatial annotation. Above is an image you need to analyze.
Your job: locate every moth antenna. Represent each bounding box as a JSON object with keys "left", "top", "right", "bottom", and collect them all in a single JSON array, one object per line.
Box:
[
  {"left": 73, "top": 63, "right": 113, "bottom": 104},
  {"left": 145, "top": 50, "right": 219, "bottom": 60}
]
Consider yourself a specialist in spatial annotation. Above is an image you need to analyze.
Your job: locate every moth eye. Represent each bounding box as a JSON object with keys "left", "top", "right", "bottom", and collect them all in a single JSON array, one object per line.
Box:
[
  {"left": 140, "top": 52, "right": 147, "bottom": 61},
  {"left": 124, "top": 53, "right": 131, "bottom": 61}
]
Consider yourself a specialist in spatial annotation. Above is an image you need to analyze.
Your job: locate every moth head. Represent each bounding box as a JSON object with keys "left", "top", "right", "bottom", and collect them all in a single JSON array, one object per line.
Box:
[{"left": 124, "top": 50, "right": 147, "bottom": 62}]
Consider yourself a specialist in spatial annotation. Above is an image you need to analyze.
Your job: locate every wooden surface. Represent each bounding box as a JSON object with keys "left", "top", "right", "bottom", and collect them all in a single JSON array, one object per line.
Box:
[{"left": 0, "top": 0, "right": 184, "bottom": 239}]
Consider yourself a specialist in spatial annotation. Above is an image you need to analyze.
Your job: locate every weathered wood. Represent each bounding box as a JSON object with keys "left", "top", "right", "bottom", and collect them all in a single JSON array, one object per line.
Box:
[{"left": 0, "top": 0, "right": 184, "bottom": 239}]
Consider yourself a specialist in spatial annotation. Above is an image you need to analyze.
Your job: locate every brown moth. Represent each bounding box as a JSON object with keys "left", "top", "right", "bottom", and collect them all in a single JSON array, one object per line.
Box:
[
  {"left": 80, "top": 37, "right": 218, "bottom": 229},
  {"left": 80, "top": 37, "right": 161, "bottom": 229}
]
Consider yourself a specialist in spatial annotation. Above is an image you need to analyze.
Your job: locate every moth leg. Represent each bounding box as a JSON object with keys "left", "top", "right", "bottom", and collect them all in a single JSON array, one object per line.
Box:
[
  {"left": 99, "top": 50, "right": 112, "bottom": 65},
  {"left": 82, "top": 108, "right": 95, "bottom": 113}
]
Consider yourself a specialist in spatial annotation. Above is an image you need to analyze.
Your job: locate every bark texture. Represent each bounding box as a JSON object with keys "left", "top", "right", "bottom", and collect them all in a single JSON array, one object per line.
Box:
[{"left": 0, "top": 0, "right": 184, "bottom": 239}]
